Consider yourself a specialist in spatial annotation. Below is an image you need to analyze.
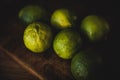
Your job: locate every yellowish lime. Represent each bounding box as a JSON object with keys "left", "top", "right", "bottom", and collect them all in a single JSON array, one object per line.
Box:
[
  {"left": 51, "top": 9, "right": 77, "bottom": 29},
  {"left": 81, "top": 15, "right": 110, "bottom": 42},
  {"left": 53, "top": 29, "right": 82, "bottom": 59},
  {"left": 23, "top": 22, "right": 52, "bottom": 53}
]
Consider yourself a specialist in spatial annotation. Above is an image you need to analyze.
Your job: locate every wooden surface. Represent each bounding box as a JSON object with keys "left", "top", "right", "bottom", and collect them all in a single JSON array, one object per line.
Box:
[
  {"left": 0, "top": 0, "right": 119, "bottom": 80},
  {"left": 0, "top": 19, "right": 75, "bottom": 80}
]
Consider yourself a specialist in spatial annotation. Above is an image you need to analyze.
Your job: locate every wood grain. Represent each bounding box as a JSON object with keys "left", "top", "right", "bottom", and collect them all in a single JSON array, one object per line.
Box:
[{"left": 0, "top": 19, "right": 74, "bottom": 80}]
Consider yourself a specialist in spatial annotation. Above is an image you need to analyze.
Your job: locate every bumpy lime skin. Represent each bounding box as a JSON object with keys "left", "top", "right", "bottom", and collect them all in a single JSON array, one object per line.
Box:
[
  {"left": 81, "top": 15, "right": 110, "bottom": 42},
  {"left": 71, "top": 51, "right": 102, "bottom": 80},
  {"left": 23, "top": 22, "right": 52, "bottom": 53},
  {"left": 53, "top": 29, "right": 82, "bottom": 59},
  {"left": 71, "top": 52, "right": 89, "bottom": 80}
]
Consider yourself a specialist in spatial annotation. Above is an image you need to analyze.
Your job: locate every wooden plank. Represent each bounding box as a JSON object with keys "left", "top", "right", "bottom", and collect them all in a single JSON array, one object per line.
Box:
[{"left": 0, "top": 19, "right": 74, "bottom": 80}]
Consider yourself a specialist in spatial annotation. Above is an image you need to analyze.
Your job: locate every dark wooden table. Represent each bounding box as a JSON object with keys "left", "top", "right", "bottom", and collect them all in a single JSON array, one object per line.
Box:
[{"left": 0, "top": 0, "right": 119, "bottom": 80}]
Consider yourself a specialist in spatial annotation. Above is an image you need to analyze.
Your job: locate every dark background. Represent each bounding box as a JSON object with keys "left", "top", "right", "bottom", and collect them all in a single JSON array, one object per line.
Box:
[{"left": 0, "top": 0, "right": 119, "bottom": 80}]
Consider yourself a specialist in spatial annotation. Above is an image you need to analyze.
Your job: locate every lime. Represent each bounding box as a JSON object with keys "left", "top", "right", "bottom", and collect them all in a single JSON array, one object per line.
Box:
[
  {"left": 80, "top": 15, "right": 110, "bottom": 42},
  {"left": 19, "top": 5, "right": 46, "bottom": 24},
  {"left": 51, "top": 9, "right": 77, "bottom": 29},
  {"left": 71, "top": 51, "right": 102, "bottom": 80},
  {"left": 23, "top": 22, "right": 52, "bottom": 53},
  {"left": 53, "top": 29, "right": 82, "bottom": 59}
]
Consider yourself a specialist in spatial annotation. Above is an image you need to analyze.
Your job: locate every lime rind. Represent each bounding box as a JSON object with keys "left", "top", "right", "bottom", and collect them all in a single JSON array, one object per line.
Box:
[
  {"left": 23, "top": 22, "right": 52, "bottom": 53},
  {"left": 19, "top": 5, "right": 46, "bottom": 24}
]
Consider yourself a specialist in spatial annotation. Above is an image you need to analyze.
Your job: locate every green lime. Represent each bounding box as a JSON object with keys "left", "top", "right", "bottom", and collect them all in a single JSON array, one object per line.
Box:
[
  {"left": 51, "top": 9, "right": 77, "bottom": 29},
  {"left": 19, "top": 5, "right": 46, "bottom": 24},
  {"left": 71, "top": 51, "right": 102, "bottom": 80},
  {"left": 23, "top": 22, "right": 52, "bottom": 53},
  {"left": 80, "top": 15, "right": 110, "bottom": 42},
  {"left": 53, "top": 29, "right": 82, "bottom": 59}
]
